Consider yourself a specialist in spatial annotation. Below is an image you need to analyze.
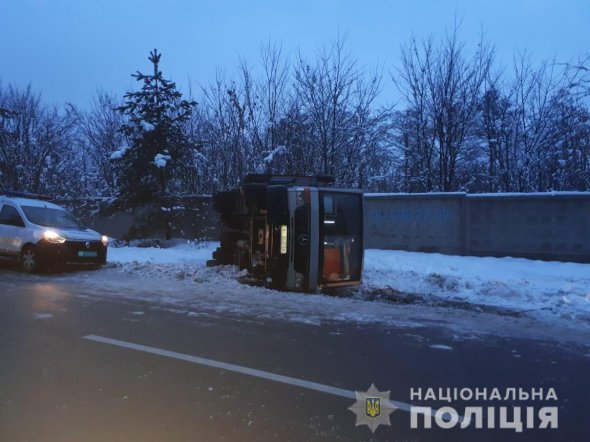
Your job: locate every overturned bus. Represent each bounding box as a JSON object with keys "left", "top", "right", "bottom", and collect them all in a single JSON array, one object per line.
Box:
[{"left": 208, "top": 175, "right": 363, "bottom": 292}]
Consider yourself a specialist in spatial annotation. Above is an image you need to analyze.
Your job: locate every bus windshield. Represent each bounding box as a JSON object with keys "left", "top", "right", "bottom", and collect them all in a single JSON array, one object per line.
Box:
[{"left": 320, "top": 191, "right": 363, "bottom": 284}]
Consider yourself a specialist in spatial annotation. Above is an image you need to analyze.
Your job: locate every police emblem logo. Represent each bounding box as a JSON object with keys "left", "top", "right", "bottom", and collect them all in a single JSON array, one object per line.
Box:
[
  {"left": 348, "top": 384, "right": 397, "bottom": 433},
  {"left": 366, "top": 397, "right": 381, "bottom": 418}
]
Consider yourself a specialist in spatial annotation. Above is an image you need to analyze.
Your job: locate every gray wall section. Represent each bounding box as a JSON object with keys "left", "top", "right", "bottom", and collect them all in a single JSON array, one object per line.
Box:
[
  {"left": 465, "top": 194, "right": 590, "bottom": 262},
  {"left": 364, "top": 193, "right": 465, "bottom": 255},
  {"left": 365, "top": 193, "right": 590, "bottom": 263},
  {"left": 63, "top": 192, "right": 590, "bottom": 263}
]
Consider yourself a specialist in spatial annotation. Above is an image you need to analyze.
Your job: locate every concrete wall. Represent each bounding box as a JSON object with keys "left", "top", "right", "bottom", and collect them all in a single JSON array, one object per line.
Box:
[
  {"left": 364, "top": 193, "right": 466, "bottom": 255},
  {"left": 365, "top": 192, "right": 590, "bottom": 263},
  {"left": 465, "top": 194, "right": 590, "bottom": 262},
  {"left": 62, "top": 192, "right": 590, "bottom": 263}
]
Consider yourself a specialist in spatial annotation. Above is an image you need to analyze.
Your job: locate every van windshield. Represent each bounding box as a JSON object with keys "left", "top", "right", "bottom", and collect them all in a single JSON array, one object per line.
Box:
[{"left": 21, "top": 206, "right": 86, "bottom": 229}]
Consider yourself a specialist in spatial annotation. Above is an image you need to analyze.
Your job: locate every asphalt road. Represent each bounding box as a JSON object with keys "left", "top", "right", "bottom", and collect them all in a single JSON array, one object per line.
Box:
[{"left": 1, "top": 266, "right": 589, "bottom": 441}]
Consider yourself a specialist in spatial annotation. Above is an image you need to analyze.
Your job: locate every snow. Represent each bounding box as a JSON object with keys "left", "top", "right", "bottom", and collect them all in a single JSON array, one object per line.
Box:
[
  {"left": 105, "top": 242, "right": 590, "bottom": 337},
  {"left": 32, "top": 313, "right": 53, "bottom": 320},
  {"left": 1, "top": 196, "right": 64, "bottom": 210},
  {"left": 140, "top": 121, "right": 155, "bottom": 132},
  {"left": 109, "top": 145, "right": 130, "bottom": 160},
  {"left": 466, "top": 191, "right": 590, "bottom": 198},
  {"left": 154, "top": 153, "right": 171, "bottom": 168},
  {"left": 262, "top": 145, "right": 287, "bottom": 163},
  {"left": 365, "top": 192, "right": 465, "bottom": 197},
  {"left": 365, "top": 191, "right": 590, "bottom": 198},
  {"left": 110, "top": 242, "right": 214, "bottom": 265},
  {"left": 364, "top": 249, "right": 590, "bottom": 324}
]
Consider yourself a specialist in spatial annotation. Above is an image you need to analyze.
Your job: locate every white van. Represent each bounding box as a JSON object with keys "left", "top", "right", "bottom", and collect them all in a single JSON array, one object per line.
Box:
[{"left": 0, "top": 191, "right": 108, "bottom": 272}]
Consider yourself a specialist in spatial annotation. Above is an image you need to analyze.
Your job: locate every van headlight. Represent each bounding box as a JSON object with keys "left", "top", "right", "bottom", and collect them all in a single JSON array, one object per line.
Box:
[
  {"left": 43, "top": 230, "right": 66, "bottom": 244},
  {"left": 101, "top": 235, "right": 108, "bottom": 246}
]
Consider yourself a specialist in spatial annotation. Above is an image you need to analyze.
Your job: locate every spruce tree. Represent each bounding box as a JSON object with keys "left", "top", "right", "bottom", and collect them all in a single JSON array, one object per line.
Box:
[{"left": 115, "top": 49, "right": 196, "bottom": 207}]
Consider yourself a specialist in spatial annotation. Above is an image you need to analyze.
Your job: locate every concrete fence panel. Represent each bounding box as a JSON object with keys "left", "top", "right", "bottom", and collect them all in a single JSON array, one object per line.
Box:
[
  {"left": 364, "top": 193, "right": 465, "bottom": 255},
  {"left": 465, "top": 193, "right": 590, "bottom": 262},
  {"left": 61, "top": 192, "right": 590, "bottom": 263},
  {"left": 365, "top": 192, "right": 590, "bottom": 263}
]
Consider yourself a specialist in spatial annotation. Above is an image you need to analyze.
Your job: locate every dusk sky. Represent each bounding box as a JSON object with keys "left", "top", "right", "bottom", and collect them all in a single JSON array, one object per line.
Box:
[{"left": 1, "top": 0, "right": 589, "bottom": 108}]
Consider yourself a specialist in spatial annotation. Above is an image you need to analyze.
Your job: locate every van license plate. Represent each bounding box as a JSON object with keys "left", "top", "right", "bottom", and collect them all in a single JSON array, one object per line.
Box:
[{"left": 78, "top": 251, "right": 98, "bottom": 258}]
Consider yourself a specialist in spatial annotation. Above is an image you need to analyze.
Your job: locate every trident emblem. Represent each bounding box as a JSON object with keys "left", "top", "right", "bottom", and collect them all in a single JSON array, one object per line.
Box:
[{"left": 366, "top": 397, "right": 381, "bottom": 418}]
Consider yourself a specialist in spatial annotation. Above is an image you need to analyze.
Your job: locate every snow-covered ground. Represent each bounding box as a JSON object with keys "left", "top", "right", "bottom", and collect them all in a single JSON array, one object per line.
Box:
[
  {"left": 100, "top": 241, "right": 590, "bottom": 340},
  {"left": 364, "top": 249, "right": 590, "bottom": 323},
  {"left": 109, "top": 241, "right": 214, "bottom": 266}
]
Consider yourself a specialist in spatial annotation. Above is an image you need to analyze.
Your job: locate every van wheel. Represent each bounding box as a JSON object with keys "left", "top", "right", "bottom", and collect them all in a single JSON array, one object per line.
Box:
[{"left": 21, "top": 245, "right": 40, "bottom": 273}]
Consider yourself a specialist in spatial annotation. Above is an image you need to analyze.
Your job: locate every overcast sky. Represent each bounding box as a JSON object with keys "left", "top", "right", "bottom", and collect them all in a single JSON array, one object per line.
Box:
[{"left": 1, "top": 0, "right": 588, "bottom": 108}]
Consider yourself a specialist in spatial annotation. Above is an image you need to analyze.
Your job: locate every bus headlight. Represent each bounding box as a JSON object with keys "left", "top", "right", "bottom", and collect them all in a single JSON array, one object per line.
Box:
[
  {"left": 101, "top": 235, "right": 109, "bottom": 246},
  {"left": 43, "top": 230, "right": 66, "bottom": 244}
]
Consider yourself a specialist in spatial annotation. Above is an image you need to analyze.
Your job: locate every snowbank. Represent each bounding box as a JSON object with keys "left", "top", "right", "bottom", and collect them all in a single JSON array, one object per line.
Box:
[
  {"left": 105, "top": 243, "right": 590, "bottom": 330},
  {"left": 363, "top": 249, "right": 590, "bottom": 326},
  {"left": 109, "top": 242, "right": 214, "bottom": 265}
]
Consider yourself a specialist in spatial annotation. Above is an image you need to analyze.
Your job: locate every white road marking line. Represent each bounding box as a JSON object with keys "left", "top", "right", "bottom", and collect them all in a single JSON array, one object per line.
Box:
[{"left": 83, "top": 334, "right": 416, "bottom": 413}]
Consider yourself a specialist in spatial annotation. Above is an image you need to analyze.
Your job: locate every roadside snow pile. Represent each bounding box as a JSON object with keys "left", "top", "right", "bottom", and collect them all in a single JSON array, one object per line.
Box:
[
  {"left": 110, "top": 241, "right": 214, "bottom": 266},
  {"left": 106, "top": 242, "right": 590, "bottom": 328},
  {"left": 91, "top": 243, "right": 428, "bottom": 330},
  {"left": 363, "top": 250, "right": 590, "bottom": 325}
]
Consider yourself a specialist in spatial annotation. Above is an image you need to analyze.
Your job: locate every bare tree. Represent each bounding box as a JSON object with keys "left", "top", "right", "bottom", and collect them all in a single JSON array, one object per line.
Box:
[
  {"left": 395, "top": 25, "right": 494, "bottom": 191},
  {"left": 508, "top": 53, "right": 589, "bottom": 190},
  {"left": 71, "top": 90, "right": 126, "bottom": 196},
  {"left": 197, "top": 70, "right": 253, "bottom": 190},
  {"left": 260, "top": 41, "right": 289, "bottom": 152},
  {"left": 394, "top": 36, "right": 437, "bottom": 191},
  {"left": 294, "top": 35, "right": 357, "bottom": 177},
  {"left": 342, "top": 68, "right": 392, "bottom": 189},
  {"left": 0, "top": 84, "right": 78, "bottom": 196}
]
